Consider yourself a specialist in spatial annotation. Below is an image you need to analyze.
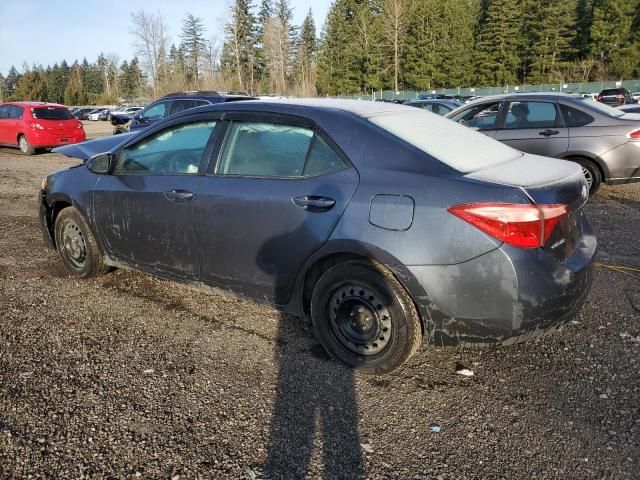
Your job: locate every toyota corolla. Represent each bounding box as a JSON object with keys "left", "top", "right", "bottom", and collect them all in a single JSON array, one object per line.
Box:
[{"left": 41, "top": 100, "right": 596, "bottom": 373}]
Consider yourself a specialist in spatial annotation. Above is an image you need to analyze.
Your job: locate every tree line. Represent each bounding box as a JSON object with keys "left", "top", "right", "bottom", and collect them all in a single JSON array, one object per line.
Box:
[
  {"left": 0, "top": 56, "right": 145, "bottom": 105},
  {"left": 1, "top": 0, "right": 638, "bottom": 103}
]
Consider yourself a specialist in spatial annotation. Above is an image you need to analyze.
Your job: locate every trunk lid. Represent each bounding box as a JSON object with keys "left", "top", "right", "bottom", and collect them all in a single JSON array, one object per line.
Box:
[
  {"left": 466, "top": 154, "right": 589, "bottom": 261},
  {"left": 52, "top": 132, "right": 138, "bottom": 160}
]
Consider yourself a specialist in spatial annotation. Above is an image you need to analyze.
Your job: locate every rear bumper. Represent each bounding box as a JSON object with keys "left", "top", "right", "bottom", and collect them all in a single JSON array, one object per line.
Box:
[
  {"left": 28, "top": 130, "right": 86, "bottom": 148},
  {"left": 601, "top": 141, "right": 640, "bottom": 184},
  {"left": 403, "top": 215, "right": 596, "bottom": 346}
]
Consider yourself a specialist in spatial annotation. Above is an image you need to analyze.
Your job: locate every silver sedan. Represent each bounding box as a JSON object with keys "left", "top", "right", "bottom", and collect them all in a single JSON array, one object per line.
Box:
[{"left": 446, "top": 93, "right": 640, "bottom": 194}]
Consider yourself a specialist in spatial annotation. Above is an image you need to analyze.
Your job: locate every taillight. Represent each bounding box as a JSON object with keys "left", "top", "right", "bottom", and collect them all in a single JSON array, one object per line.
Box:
[
  {"left": 448, "top": 203, "right": 569, "bottom": 248},
  {"left": 77, "top": 122, "right": 83, "bottom": 129},
  {"left": 627, "top": 128, "right": 640, "bottom": 140},
  {"left": 29, "top": 121, "right": 44, "bottom": 130},
  {"left": 596, "top": 95, "right": 602, "bottom": 101}
]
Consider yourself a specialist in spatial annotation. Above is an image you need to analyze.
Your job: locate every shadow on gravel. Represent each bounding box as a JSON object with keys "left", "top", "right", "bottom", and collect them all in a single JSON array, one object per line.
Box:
[{"left": 262, "top": 318, "right": 364, "bottom": 479}]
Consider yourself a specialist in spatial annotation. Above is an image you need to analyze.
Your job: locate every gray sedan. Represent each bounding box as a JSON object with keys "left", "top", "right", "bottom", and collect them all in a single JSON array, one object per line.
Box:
[
  {"left": 446, "top": 93, "right": 640, "bottom": 194},
  {"left": 43, "top": 99, "right": 595, "bottom": 373}
]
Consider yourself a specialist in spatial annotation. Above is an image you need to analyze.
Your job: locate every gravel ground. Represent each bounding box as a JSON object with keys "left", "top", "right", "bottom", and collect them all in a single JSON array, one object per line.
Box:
[{"left": 0, "top": 121, "right": 639, "bottom": 479}]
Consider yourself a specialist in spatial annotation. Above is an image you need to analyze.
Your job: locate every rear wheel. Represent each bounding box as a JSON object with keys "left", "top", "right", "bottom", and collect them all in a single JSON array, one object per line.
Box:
[
  {"left": 311, "top": 260, "right": 422, "bottom": 374},
  {"left": 571, "top": 158, "right": 601, "bottom": 196},
  {"left": 18, "top": 135, "right": 35, "bottom": 156},
  {"left": 54, "top": 207, "right": 110, "bottom": 278}
]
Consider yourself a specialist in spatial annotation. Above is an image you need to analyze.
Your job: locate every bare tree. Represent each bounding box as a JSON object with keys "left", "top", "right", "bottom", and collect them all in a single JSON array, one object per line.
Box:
[
  {"left": 381, "top": 0, "right": 408, "bottom": 92},
  {"left": 130, "top": 10, "right": 169, "bottom": 97},
  {"left": 262, "top": 16, "right": 288, "bottom": 93}
]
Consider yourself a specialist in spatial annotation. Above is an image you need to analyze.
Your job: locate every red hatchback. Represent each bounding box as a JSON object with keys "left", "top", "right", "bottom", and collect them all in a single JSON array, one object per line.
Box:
[{"left": 0, "top": 102, "right": 86, "bottom": 155}]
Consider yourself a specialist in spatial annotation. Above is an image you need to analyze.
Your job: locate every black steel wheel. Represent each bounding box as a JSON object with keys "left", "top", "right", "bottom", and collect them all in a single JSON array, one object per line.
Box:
[
  {"left": 311, "top": 260, "right": 422, "bottom": 374},
  {"left": 54, "top": 207, "right": 111, "bottom": 278}
]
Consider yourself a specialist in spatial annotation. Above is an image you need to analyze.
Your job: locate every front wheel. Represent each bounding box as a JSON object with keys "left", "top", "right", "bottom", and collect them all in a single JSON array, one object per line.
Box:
[
  {"left": 311, "top": 260, "right": 423, "bottom": 374},
  {"left": 18, "top": 135, "right": 35, "bottom": 156},
  {"left": 54, "top": 207, "right": 111, "bottom": 278}
]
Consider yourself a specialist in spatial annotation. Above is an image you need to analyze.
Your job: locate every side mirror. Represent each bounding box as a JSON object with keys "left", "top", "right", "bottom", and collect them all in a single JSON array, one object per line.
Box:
[{"left": 87, "top": 152, "right": 112, "bottom": 174}]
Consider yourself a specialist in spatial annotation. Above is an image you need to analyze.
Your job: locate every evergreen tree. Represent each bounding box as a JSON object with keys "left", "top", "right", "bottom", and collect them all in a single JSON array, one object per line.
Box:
[
  {"left": 523, "top": 0, "right": 577, "bottom": 83},
  {"left": 474, "top": 0, "right": 524, "bottom": 86},
  {"left": 4, "top": 66, "right": 21, "bottom": 98},
  {"left": 64, "top": 66, "right": 87, "bottom": 105},
  {"left": 222, "top": 0, "right": 257, "bottom": 92},
  {"left": 294, "top": 8, "right": 318, "bottom": 94},
  {"left": 180, "top": 13, "right": 208, "bottom": 85},
  {"left": 0, "top": 72, "right": 5, "bottom": 101}
]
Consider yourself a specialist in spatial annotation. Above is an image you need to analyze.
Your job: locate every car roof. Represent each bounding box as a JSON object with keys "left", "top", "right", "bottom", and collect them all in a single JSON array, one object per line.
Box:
[
  {"left": 159, "top": 90, "right": 254, "bottom": 102},
  {"left": 182, "top": 98, "right": 416, "bottom": 119},
  {"left": 464, "top": 92, "right": 586, "bottom": 103},
  {"left": 1, "top": 101, "right": 65, "bottom": 108}
]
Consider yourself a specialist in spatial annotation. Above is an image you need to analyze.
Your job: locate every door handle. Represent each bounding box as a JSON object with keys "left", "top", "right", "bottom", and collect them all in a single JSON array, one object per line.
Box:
[
  {"left": 293, "top": 195, "right": 336, "bottom": 212},
  {"left": 164, "top": 189, "right": 195, "bottom": 203},
  {"left": 539, "top": 129, "right": 559, "bottom": 137}
]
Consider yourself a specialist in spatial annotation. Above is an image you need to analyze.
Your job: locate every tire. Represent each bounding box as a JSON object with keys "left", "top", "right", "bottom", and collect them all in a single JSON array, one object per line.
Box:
[
  {"left": 310, "top": 260, "right": 422, "bottom": 374},
  {"left": 54, "top": 207, "right": 110, "bottom": 278},
  {"left": 571, "top": 158, "right": 602, "bottom": 196},
  {"left": 18, "top": 135, "right": 35, "bottom": 156}
]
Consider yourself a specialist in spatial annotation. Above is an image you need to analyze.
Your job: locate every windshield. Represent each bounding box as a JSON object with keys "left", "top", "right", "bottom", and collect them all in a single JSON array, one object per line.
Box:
[
  {"left": 368, "top": 109, "right": 522, "bottom": 173},
  {"left": 32, "top": 107, "right": 75, "bottom": 120},
  {"left": 576, "top": 98, "right": 624, "bottom": 117}
]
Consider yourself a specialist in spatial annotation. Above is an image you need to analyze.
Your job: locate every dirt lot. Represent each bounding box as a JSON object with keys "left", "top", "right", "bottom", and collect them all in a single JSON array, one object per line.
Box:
[{"left": 0, "top": 121, "right": 639, "bottom": 479}]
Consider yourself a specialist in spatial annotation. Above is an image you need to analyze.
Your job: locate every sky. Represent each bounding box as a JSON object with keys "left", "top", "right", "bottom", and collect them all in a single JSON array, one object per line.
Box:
[{"left": 0, "top": 0, "right": 331, "bottom": 75}]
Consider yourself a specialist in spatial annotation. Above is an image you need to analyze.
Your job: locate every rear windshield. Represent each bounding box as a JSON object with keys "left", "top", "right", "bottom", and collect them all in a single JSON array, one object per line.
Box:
[
  {"left": 32, "top": 107, "right": 74, "bottom": 120},
  {"left": 576, "top": 98, "right": 624, "bottom": 117},
  {"left": 367, "top": 109, "right": 521, "bottom": 173},
  {"left": 600, "top": 89, "right": 625, "bottom": 96}
]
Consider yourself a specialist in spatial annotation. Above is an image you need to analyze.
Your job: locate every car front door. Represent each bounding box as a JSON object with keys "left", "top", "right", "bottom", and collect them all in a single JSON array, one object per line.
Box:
[
  {"left": 130, "top": 100, "right": 172, "bottom": 131},
  {"left": 449, "top": 101, "right": 503, "bottom": 139},
  {"left": 495, "top": 101, "right": 569, "bottom": 157},
  {"left": 92, "top": 116, "right": 219, "bottom": 279},
  {"left": 194, "top": 114, "right": 359, "bottom": 305}
]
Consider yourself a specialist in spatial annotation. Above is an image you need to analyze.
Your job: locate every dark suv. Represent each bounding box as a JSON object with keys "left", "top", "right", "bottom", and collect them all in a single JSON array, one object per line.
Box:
[
  {"left": 128, "top": 91, "right": 254, "bottom": 132},
  {"left": 597, "top": 88, "right": 634, "bottom": 106}
]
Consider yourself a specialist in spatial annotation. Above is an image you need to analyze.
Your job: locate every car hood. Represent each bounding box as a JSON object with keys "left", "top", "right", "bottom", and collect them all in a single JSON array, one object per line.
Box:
[{"left": 52, "top": 132, "right": 138, "bottom": 160}]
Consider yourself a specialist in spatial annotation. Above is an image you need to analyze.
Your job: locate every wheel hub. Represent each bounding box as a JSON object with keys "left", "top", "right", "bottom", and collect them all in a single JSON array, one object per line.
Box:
[
  {"left": 329, "top": 284, "right": 392, "bottom": 356},
  {"left": 62, "top": 221, "right": 87, "bottom": 268},
  {"left": 581, "top": 166, "right": 593, "bottom": 188}
]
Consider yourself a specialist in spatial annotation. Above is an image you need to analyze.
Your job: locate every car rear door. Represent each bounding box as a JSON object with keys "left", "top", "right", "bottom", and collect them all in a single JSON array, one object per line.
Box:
[
  {"left": 0, "top": 105, "right": 10, "bottom": 144},
  {"left": 495, "top": 100, "right": 569, "bottom": 157},
  {"left": 92, "top": 115, "right": 219, "bottom": 279},
  {"left": 194, "top": 113, "right": 359, "bottom": 305}
]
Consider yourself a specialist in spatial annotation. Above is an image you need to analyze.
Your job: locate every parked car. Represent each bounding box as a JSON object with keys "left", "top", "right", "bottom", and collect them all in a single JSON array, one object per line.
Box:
[
  {"left": 43, "top": 99, "right": 595, "bottom": 373},
  {"left": 88, "top": 109, "right": 109, "bottom": 121},
  {"left": 0, "top": 102, "right": 86, "bottom": 155},
  {"left": 632, "top": 92, "right": 640, "bottom": 103},
  {"left": 596, "top": 87, "right": 634, "bottom": 106},
  {"left": 74, "top": 108, "right": 97, "bottom": 120},
  {"left": 97, "top": 109, "right": 111, "bottom": 121},
  {"left": 581, "top": 93, "right": 598, "bottom": 101},
  {"left": 417, "top": 93, "right": 446, "bottom": 100},
  {"left": 617, "top": 104, "right": 640, "bottom": 114},
  {"left": 128, "top": 91, "right": 254, "bottom": 132},
  {"left": 405, "top": 99, "right": 462, "bottom": 116},
  {"left": 446, "top": 93, "right": 640, "bottom": 194}
]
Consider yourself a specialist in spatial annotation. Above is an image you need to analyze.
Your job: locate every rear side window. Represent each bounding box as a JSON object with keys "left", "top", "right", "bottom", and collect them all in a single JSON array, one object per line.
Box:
[
  {"left": 216, "top": 122, "right": 346, "bottom": 178},
  {"left": 560, "top": 105, "right": 594, "bottom": 127},
  {"left": 32, "top": 107, "right": 74, "bottom": 120},
  {"left": 9, "top": 106, "right": 24, "bottom": 120},
  {"left": 168, "top": 99, "right": 209, "bottom": 116},
  {"left": 504, "top": 101, "right": 559, "bottom": 129},
  {"left": 117, "top": 121, "right": 216, "bottom": 175},
  {"left": 369, "top": 109, "right": 521, "bottom": 173},
  {"left": 0, "top": 106, "right": 8, "bottom": 119}
]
